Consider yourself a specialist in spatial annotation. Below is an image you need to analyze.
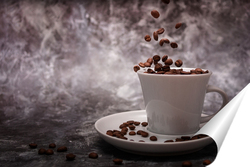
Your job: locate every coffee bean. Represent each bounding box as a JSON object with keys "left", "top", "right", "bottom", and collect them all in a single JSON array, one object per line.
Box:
[
  {"left": 203, "top": 159, "right": 211, "bottom": 165},
  {"left": 164, "top": 140, "right": 174, "bottom": 143},
  {"left": 161, "top": 0, "right": 170, "bottom": 4},
  {"left": 162, "top": 65, "right": 170, "bottom": 72},
  {"left": 181, "top": 136, "right": 191, "bottom": 140},
  {"left": 170, "top": 42, "right": 178, "bottom": 48},
  {"left": 195, "top": 68, "right": 203, "bottom": 74},
  {"left": 29, "top": 143, "right": 37, "bottom": 149},
  {"left": 128, "top": 125, "right": 136, "bottom": 130},
  {"left": 133, "top": 65, "right": 140, "bottom": 72},
  {"left": 147, "top": 68, "right": 155, "bottom": 73},
  {"left": 134, "top": 121, "right": 140, "bottom": 126},
  {"left": 106, "top": 130, "right": 113, "bottom": 136},
  {"left": 121, "top": 127, "right": 128, "bottom": 132},
  {"left": 151, "top": 10, "right": 160, "bottom": 18},
  {"left": 162, "top": 55, "right": 168, "bottom": 62},
  {"left": 45, "top": 149, "right": 54, "bottom": 155},
  {"left": 66, "top": 153, "right": 76, "bottom": 161},
  {"left": 164, "top": 58, "right": 173, "bottom": 65},
  {"left": 120, "top": 136, "right": 128, "bottom": 140},
  {"left": 157, "top": 28, "right": 165, "bottom": 34},
  {"left": 120, "top": 130, "right": 127, "bottom": 135},
  {"left": 154, "top": 63, "right": 163, "bottom": 71},
  {"left": 156, "top": 71, "right": 165, "bottom": 74},
  {"left": 57, "top": 146, "right": 67, "bottom": 152},
  {"left": 139, "top": 140, "right": 145, "bottom": 142},
  {"left": 182, "top": 161, "right": 192, "bottom": 167},
  {"left": 49, "top": 143, "right": 56, "bottom": 148},
  {"left": 119, "top": 123, "right": 127, "bottom": 129},
  {"left": 150, "top": 136, "right": 157, "bottom": 141},
  {"left": 129, "top": 131, "right": 136, "bottom": 135},
  {"left": 144, "top": 35, "right": 151, "bottom": 42},
  {"left": 137, "top": 130, "right": 143, "bottom": 135},
  {"left": 153, "top": 31, "right": 158, "bottom": 41},
  {"left": 159, "top": 38, "right": 170, "bottom": 46},
  {"left": 141, "top": 131, "right": 149, "bottom": 137},
  {"left": 180, "top": 71, "right": 191, "bottom": 75},
  {"left": 147, "top": 58, "right": 153, "bottom": 64},
  {"left": 175, "top": 59, "right": 183, "bottom": 67},
  {"left": 144, "top": 62, "right": 151, "bottom": 67},
  {"left": 127, "top": 120, "right": 134, "bottom": 125},
  {"left": 175, "top": 22, "right": 182, "bottom": 29},
  {"left": 113, "top": 158, "right": 123, "bottom": 165},
  {"left": 175, "top": 138, "right": 185, "bottom": 142},
  {"left": 89, "top": 152, "right": 98, "bottom": 159},
  {"left": 138, "top": 62, "right": 145, "bottom": 68},
  {"left": 153, "top": 55, "right": 161, "bottom": 62},
  {"left": 130, "top": 139, "right": 134, "bottom": 141},
  {"left": 141, "top": 122, "right": 148, "bottom": 127},
  {"left": 38, "top": 148, "right": 46, "bottom": 155}
]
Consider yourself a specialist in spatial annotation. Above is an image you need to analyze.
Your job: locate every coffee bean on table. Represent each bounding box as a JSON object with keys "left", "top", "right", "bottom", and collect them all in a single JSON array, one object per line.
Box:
[
  {"left": 170, "top": 42, "right": 178, "bottom": 48},
  {"left": 161, "top": 0, "right": 170, "bottom": 4},
  {"left": 203, "top": 159, "right": 211, "bottom": 165},
  {"left": 38, "top": 148, "right": 46, "bottom": 155},
  {"left": 89, "top": 152, "right": 98, "bottom": 159},
  {"left": 182, "top": 161, "right": 192, "bottom": 167},
  {"left": 66, "top": 153, "right": 76, "bottom": 161},
  {"left": 144, "top": 35, "right": 151, "bottom": 42},
  {"left": 49, "top": 143, "right": 56, "bottom": 148},
  {"left": 150, "top": 136, "right": 158, "bottom": 141},
  {"left": 157, "top": 28, "right": 165, "bottom": 34},
  {"left": 29, "top": 143, "right": 37, "bottom": 148},
  {"left": 151, "top": 10, "right": 160, "bottom": 18},
  {"left": 175, "top": 22, "right": 182, "bottom": 29},
  {"left": 45, "top": 149, "right": 54, "bottom": 155},
  {"left": 175, "top": 59, "right": 183, "bottom": 67},
  {"left": 113, "top": 158, "right": 123, "bottom": 165},
  {"left": 153, "top": 31, "right": 158, "bottom": 41},
  {"left": 141, "top": 122, "right": 148, "bottom": 127},
  {"left": 57, "top": 146, "right": 67, "bottom": 152},
  {"left": 133, "top": 65, "right": 140, "bottom": 72}
]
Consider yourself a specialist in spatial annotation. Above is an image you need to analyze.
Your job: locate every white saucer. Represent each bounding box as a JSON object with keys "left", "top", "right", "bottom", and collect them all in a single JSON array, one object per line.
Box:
[{"left": 95, "top": 110, "right": 214, "bottom": 156}]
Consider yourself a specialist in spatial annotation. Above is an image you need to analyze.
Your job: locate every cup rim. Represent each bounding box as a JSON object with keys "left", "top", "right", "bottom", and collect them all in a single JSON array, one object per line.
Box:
[{"left": 137, "top": 67, "right": 212, "bottom": 77}]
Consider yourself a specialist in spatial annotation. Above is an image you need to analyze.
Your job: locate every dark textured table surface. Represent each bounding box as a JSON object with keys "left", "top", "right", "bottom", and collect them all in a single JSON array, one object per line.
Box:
[{"left": 0, "top": 108, "right": 217, "bottom": 167}]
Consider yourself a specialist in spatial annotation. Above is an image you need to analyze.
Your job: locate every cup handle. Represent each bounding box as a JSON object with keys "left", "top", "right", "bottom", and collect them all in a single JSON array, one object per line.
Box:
[{"left": 200, "top": 85, "right": 229, "bottom": 123}]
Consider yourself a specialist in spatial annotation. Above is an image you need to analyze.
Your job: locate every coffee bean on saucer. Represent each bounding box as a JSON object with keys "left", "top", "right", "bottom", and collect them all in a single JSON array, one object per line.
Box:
[
  {"left": 113, "top": 158, "right": 123, "bottom": 165},
  {"left": 156, "top": 71, "right": 165, "bottom": 74},
  {"left": 147, "top": 58, "right": 153, "bottom": 64},
  {"left": 120, "top": 136, "right": 128, "bottom": 140},
  {"left": 89, "top": 152, "right": 98, "bottom": 159},
  {"left": 133, "top": 65, "right": 140, "bottom": 72},
  {"left": 175, "top": 138, "right": 185, "bottom": 142},
  {"left": 157, "top": 28, "right": 165, "bottom": 34},
  {"left": 154, "top": 63, "right": 163, "bottom": 71},
  {"left": 164, "top": 140, "right": 174, "bottom": 143},
  {"left": 57, "top": 146, "right": 67, "bottom": 152},
  {"left": 137, "top": 130, "right": 143, "bottom": 135},
  {"left": 134, "top": 121, "right": 140, "bottom": 126},
  {"left": 175, "top": 22, "right": 182, "bottom": 29},
  {"left": 144, "top": 62, "right": 151, "bottom": 67},
  {"left": 144, "top": 35, "right": 151, "bottom": 42},
  {"left": 162, "top": 65, "right": 170, "bottom": 72},
  {"left": 139, "top": 62, "right": 145, "bottom": 68},
  {"left": 29, "top": 143, "right": 37, "bottom": 148},
  {"left": 119, "top": 124, "right": 127, "bottom": 129},
  {"left": 162, "top": 55, "right": 168, "bottom": 62},
  {"left": 128, "top": 125, "right": 136, "bottom": 130},
  {"left": 49, "top": 143, "right": 56, "bottom": 148},
  {"left": 161, "top": 0, "right": 170, "bottom": 4},
  {"left": 153, "top": 55, "right": 161, "bottom": 62},
  {"left": 141, "top": 131, "right": 149, "bottom": 137},
  {"left": 151, "top": 10, "right": 160, "bottom": 18},
  {"left": 150, "top": 136, "right": 158, "bottom": 141},
  {"left": 141, "top": 122, "right": 148, "bottom": 127},
  {"left": 38, "top": 148, "right": 46, "bottom": 155},
  {"left": 139, "top": 140, "right": 145, "bottom": 142},
  {"left": 106, "top": 130, "right": 113, "bottom": 136},
  {"left": 129, "top": 131, "right": 136, "bottom": 135},
  {"left": 130, "top": 139, "right": 134, "bottom": 141},
  {"left": 127, "top": 120, "right": 134, "bottom": 125},
  {"left": 170, "top": 42, "right": 178, "bottom": 48},
  {"left": 66, "top": 153, "right": 76, "bottom": 161},
  {"left": 203, "top": 159, "right": 211, "bottom": 165},
  {"left": 181, "top": 136, "right": 191, "bottom": 140},
  {"left": 120, "top": 130, "right": 127, "bottom": 135},
  {"left": 45, "top": 149, "right": 54, "bottom": 155},
  {"left": 182, "top": 161, "right": 192, "bottom": 167},
  {"left": 175, "top": 59, "right": 183, "bottom": 67},
  {"left": 121, "top": 127, "right": 128, "bottom": 132},
  {"left": 153, "top": 31, "right": 158, "bottom": 41}
]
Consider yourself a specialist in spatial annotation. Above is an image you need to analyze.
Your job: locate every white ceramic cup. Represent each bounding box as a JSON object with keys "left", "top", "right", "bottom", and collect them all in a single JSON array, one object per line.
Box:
[{"left": 137, "top": 68, "right": 228, "bottom": 135}]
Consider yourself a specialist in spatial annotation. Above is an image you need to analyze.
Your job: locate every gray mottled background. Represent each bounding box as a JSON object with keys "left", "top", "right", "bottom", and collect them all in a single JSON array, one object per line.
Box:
[
  {"left": 0, "top": 0, "right": 250, "bottom": 116},
  {"left": 0, "top": 0, "right": 249, "bottom": 166}
]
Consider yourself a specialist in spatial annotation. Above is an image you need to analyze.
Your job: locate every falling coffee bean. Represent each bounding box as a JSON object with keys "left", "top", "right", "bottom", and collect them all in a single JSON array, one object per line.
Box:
[
  {"left": 157, "top": 28, "right": 165, "bottom": 34},
  {"left": 170, "top": 42, "right": 178, "bottom": 48},
  {"left": 57, "top": 146, "right": 67, "bottom": 152},
  {"left": 133, "top": 65, "right": 140, "bottom": 72},
  {"left": 144, "top": 35, "right": 151, "bottom": 42},
  {"left": 175, "top": 59, "right": 183, "bottom": 67},
  {"left": 66, "top": 153, "right": 76, "bottom": 161},
  {"left": 175, "top": 22, "right": 182, "bottom": 29},
  {"left": 153, "top": 31, "right": 158, "bottom": 41},
  {"left": 151, "top": 10, "right": 160, "bottom": 18},
  {"left": 164, "top": 58, "right": 173, "bottom": 65}
]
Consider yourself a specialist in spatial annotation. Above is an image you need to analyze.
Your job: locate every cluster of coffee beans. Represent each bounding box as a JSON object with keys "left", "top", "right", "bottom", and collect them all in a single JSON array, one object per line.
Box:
[
  {"left": 29, "top": 143, "right": 75, "bottom": 161},
  {"left": 106, "top": 120, "right": 209, "bottom": 143}
]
